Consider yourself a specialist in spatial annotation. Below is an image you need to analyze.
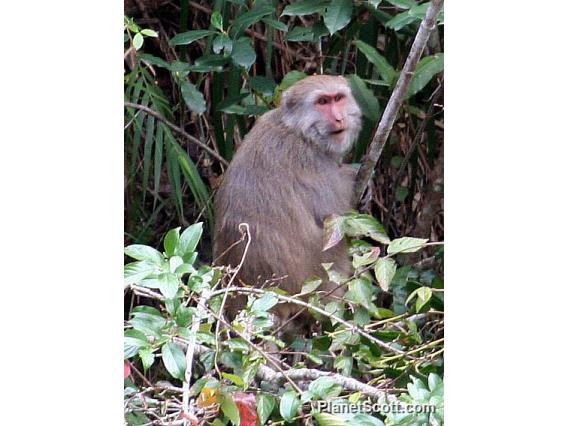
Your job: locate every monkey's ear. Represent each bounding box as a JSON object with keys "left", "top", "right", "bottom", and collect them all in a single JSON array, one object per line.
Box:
[{"left": 281, "top": 88, "right": 297, "bottom": 111}]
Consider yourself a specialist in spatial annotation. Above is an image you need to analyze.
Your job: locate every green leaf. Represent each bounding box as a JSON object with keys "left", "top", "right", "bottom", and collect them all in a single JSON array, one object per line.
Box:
[
  {"left": 279, "top": 390, "right": 300, "bottom": 422},
  {"left": 175, "top": 223, "right": 203, "bottom": 257},
  {"left": 347, "top": 276, "right": 377, "bottom": 312},
  {"left": 308, "top": 377, "right": 342, "bottom": 399},
  {"left": 124, "top": 260, "right": 157, "bottom": 285},
  {"left": 262, "top": 18, "right": 288, "bottom": 32},
  {"left": 124, "top": 329, "right": 149, "bottom": 359},
  {"left": 323, "top": 0, "right": 352, "bottom": 35},
  {"left": 140, "top": 28, "right": 158, "bottom": 37},
  {"left": 313, "top": 413, "right": 347, "bottom": 426},
  {"left": 384, "top": 0, "right": 417, "bottom": 8},
  {"left": 188, "top": 54, "right": 229, "bottom": 72},
  {"left": 395, "top": 186, "right": 409, "bottom": 202},
  {"left": 125, "top": 244, "right": 164, "bottom": 265},
  {"left": 385, "top": 10, "right": 418, "bottom": 31},
  {"left": 343, "top": 212, "right": 390, "bottom": 244},
  {"left": 158, "top": 272, "right": 180, "bottom": 299},
  {"left": 374, "top": 257, "right": 397, "bottom": 291},
  {"left": 222, "top": 372, "right": 245, "bottom": 388},
  {"left": 231, "top": 4, "right": 275, "bottom": 37},
  {"left": 251, "top": 292, "right": 278, "bottom": 313},
  {"left": 406, "top": 53, "right": 444, "bottom": 99},
  {"left": 212, "top": 34, "right": 233, "bottom": 54},
  {"left": 346, "top": 74, "right": 380, "bottom": 121},
  {"left": 300, "top": 277, "right": 323, "bottom": 295},
  {"left": 354, "top": 40, "right": 398, "bottom": 86},
  {"left": 221, "top": 394, "right": 241, "bottom": 426},
  {"left": 138, "top": 348, "right": 155, "bottom": 370},
  {"left": 387, "top": 237, "right": 428, "bottom": 255},
  {"left": 278, "top": 71, "right": 308, "bottom": 93},
  {"left": 168, "top": 60, "right": 191, "bottom": 75},
  {"left": 161, "top": 342, "right": 186, "bottom": 380},
  {"left": 139, "top": 53, "right": 169, "bottom": 68},
  {"left": 282, "top": 0, "right": 330, "bottom": 16},
  {"left": 334, "top": 355, "right": 353, "bottom": 376},
  {"left": 211, "top": 11, "right": 224, "bottom": 31},
  {"left": 286, "top": 21, "right": 329, "bottom": 42},
  {"left": 256, "top": 393, "right": 276, "bottom": 425},
  {"left": 133, "top": 32, "right": 144, "bottom": 50},
  {"left": 231, "top": 37, "right": 256, "bottom": 69},
  {"left": 250, "top": 76, "right": 277, "bottom": 96},
  {"left": 162, "top": 228, "right": 180, "bottom": 257},
  {"left": 407, "top": 286, "right": 432, "bottom": 311},
  {"left": 169, "top": 29, "right": 217, "bottom": 46},
  {"left": 175, "top": 305, "right": 194, "bottom": 327},
  {"left": 180, "top": 80, "right": 206, "bottom": 114}
]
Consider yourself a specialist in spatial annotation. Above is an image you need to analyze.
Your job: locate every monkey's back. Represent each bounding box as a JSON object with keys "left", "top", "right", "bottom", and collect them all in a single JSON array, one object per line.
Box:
[{"left": 213, "top": 109, "right": 354, "bottom": 319}]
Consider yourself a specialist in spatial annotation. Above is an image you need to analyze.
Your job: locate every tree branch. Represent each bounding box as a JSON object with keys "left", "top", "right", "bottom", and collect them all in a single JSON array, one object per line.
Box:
[{"left": 353, "top": 0, "right": 444, "bottom": 204}]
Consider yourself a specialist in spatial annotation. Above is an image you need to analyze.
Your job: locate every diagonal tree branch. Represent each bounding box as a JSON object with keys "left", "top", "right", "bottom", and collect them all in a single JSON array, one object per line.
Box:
[{"left": 353, "top": 0, "right": 444, "bottom": 204}]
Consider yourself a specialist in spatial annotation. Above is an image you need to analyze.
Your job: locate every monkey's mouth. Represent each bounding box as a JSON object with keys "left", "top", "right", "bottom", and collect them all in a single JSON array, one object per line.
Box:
[{"left": 330, "top": 129, "right": 346, "bottom": 136}]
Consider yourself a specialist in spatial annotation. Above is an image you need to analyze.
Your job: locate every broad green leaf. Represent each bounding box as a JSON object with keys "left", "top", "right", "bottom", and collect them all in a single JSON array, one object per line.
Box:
[
  {"left": 231, "top": 4, "right": 275, "bottom": 37},
  {"left": 133, "top": 32, "right": 144, "bottom": 50},
  {"left": 175, "top": 223, "right": 203, "bottom": 257},
  {"left": 385, "top": 10, "right": 418, "bottom": 31},
  {"left": 343, "top": 212, "right": 390, "bottom": 244},
  {"left": 279, "top": 391, "right": 300, "bottom": 422},
  {"left": 334, "top": 355, "right": 353, "bottom": 376},
  {"left": 286, "top": 21, "right": 329, "bottom": 42},
  {"left": 138, "top": 348, "right": 155, "bottom": 370},
  {"left": 212, "top": 34, "right": 233, "bottom": 54},
  {"left": 256, "top": 393, "right": 276, "bottom": 425},
  {"left": 188, "top": 55, "right": 228, "bottom": 72},
  {"left": 169, "top": 255, "right": 183, "bottom": 273},
  {"left": 407, "top": 286, "right": 432, "bottom": 311},
  {"left": 387, "top": 237, "right": 428, "bottom": 255},
  {"left": 250, "top": 76, "right": 277, "bottom": 96},
  {"left": 346, "top": 74, "right": 380, "bottom": 121},
  {"left": 405, "top": 53, "right": 444, "bottom": 99},
  {"left": 168, "top": 60, "right": 191, "bottom": 75},
  {"left": 222, "top": 372, "right": 245, "bottom": 388},
  {"left": 164, "top": 227, "right": 180, "bottom": 257},
  {"left": 384, "top": 0, "right": 417, "bottom": 8},
  {"left": 161, "top": 342, "right": 186, "bottom": 380},
  {"left": 308, "top": 377, "right": 342, "bottom": 399},
  {"left": 139, "top": 53, "right": 169, "bottom": 68},
  {"left": 282, "top": 0, "right": 330, "bottom": 16},
  {"left": 124, "top": 244, "right": 164, "bottom": 265},
  {"left": 347, "top": 276, "right": 377, "bottom": 312},
  {"left": 124, "top": 260, "right": 156, "bottom": 285},
  {"left": 323, "top": 0, "right": 352, "bottom": 35},
  {"left": 374, "top": 257, "right": 397, "bottom": 291},
  {"left": 343, "top": 413, "right": 385, "bottom": 426},
  {"left": 158, "top": 272, "right": 180, "bottom": 299},
  {"left": 211, "top": 11, "right": 223, "bottom": 31},
  {"left": 354, "top": 40, "right": 398, "bottom": 85},
  {"left": 278, "top": 70, "right": 307, "bottom": 93},
  {"left": 180, "top": 80, "right": 206, "bottom": 114},
  {"left": 313, "top": 412, "right": 347, "bottom": 426},
  {"left": 124, "top": 329, "right": 149, "bottom": 359},
  {"left": 221, "top": 394, "right": 241, "bottom": 426},
  {"left": 395, "top": 186, "right": 409, "bottom": 201},
  {"left": 231, "top": 37, "right": 257, "bottom": 69},
  {"left": 262, "top": 18, "right": 288, "bottom": 32},
  {"left": 251, "top": 292, "right": 278, "bottom": 313},
  {"left": 300, "top": 277, "right": 323, "bottom": 295},
  {"left": 140, "top": 29, "right": 158, "bottom": 37},
  {"left": 352, "top": 247, "right": 381, "bottom": 269},
  {"left": 175, "top": 305, "right": 194, "bottom": 327},
  {"left": 169, "top": 30, "right": 217, "bottom": 46}
]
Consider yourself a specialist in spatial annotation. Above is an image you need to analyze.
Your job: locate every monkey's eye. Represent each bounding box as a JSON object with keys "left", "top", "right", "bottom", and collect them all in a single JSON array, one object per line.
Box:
[
  {"left": 334, "top": 94, "right": 344, "bottom": 102},
  {"left": 317, "top": 97, "right": 328, "bottom": 105}
]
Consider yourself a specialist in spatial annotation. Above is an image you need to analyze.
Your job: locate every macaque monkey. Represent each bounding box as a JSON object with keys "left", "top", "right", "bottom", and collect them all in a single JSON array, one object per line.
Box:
[{"left": 214, "top": 75, "right": 362, "bottom": 325}]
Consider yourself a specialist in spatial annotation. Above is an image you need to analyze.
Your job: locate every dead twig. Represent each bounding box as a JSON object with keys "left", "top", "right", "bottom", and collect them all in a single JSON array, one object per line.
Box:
[{"left": 354, "top": 0, "right": 444, "bottom": 203}]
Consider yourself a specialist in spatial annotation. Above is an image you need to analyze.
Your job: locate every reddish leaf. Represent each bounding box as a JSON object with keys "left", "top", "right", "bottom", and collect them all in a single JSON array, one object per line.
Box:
[
  {"left": 124, "top": 361, "right": 131, "bottom": 379},
  {"left": 323, "top": 214, "right": 345, "bottom": 251},
  {"left": 233, "top": 392, "right": 257, "bottom": 426}
]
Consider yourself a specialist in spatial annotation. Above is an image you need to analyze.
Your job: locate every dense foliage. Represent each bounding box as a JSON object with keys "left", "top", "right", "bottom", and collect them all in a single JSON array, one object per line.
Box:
[{"left": 124, "top": 1, "right": 444, "bottom": 425}]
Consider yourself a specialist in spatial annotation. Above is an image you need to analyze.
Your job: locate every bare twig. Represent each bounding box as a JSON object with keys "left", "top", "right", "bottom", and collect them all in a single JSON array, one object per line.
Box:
[
  {"left": 210, "top": 287, "right": 415, "bottom": 358},
  {"left": 353, "top": 0, "right": 444, "bottom": 203},
  {"left": 181, "top": 288, "right": 211, "bottom": 423},
  {"left": 124, "top": 102, "right": 229, "bottom": 166},
  {"left": 214, "top": 223, "right": 252, "bottom": 378}
]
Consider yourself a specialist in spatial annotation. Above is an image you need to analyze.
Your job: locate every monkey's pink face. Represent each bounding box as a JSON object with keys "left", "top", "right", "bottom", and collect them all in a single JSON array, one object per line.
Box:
[{"left": 314, "top": 92, "right": 349, "bottom": 142}]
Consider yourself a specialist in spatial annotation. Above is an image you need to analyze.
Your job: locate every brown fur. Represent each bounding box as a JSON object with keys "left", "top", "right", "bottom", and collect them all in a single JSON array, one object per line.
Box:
[{"left": 213, "top": 75, "right": 362, "bottom": 322}]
